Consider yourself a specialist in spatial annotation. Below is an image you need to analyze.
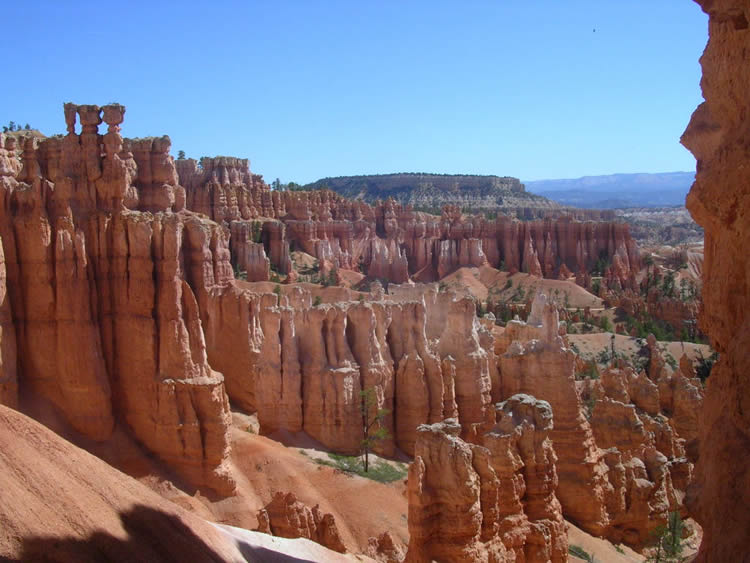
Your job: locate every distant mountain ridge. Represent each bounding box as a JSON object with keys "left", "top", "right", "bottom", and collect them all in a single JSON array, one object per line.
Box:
[
  {"left": 525, "top": 172, "right": 695, "bottom": 208},
  {"left": 303, "top": 173, "right": 558, "bottom": 212}
]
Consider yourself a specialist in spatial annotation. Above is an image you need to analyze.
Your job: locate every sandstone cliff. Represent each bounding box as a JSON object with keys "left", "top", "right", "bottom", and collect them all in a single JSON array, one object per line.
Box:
[
  {"left": 681, "top": 0, "right": 750, "bottom": 559},
  {"left": 0, "top": 105, "right": 505, "bottom": 491},
  {"left": 202, "top": 282, "right": 495, "bottom": 456},
  {"left": 0, "top": 105, "right": 233, "bottom": 494}
]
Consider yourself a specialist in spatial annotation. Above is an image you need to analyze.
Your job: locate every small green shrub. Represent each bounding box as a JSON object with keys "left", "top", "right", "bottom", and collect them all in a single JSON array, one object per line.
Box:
[
  {"left": 665, "top": 353, "right": 678, "bottom": 371},
  {"left": 233, "top": 263, "right": 247, "bottom": 281},
  {"left": 569, "top": 544, "right": 596, "bottom": 562},
  {"left": 316, "top": 453, "right": 408, "bottom": 483}
]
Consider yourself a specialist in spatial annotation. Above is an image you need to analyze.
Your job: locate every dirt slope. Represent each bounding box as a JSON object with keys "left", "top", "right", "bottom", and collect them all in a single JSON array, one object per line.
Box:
[{"left": 0, "top": 405, "right": 366, "bottom": 562}]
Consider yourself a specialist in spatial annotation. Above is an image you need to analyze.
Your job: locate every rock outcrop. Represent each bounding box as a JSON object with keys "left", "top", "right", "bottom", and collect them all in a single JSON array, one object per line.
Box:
[
  {"left": 203, "top": 282, "right": 494, "bottom": 456},
  {"left": 496, "top": 293, "right": 701, "bottom": 547},
  {"left": 681, "top": 1, "right": 750, "bottom": 559},
  {"left": 0, "top": 106, "right": 502, "bottom": 485},
  {"left": 367, "top": 531, "right": 405, "bottom": 563},
  {"left": 256, "top": 491, "right": 346, "bottom": 553},
  {"left": 405, "top": 398, "right": 567, "bottom": 563},
  {"left": 0, "top": 105, "right": 233, "bottom": 495}
]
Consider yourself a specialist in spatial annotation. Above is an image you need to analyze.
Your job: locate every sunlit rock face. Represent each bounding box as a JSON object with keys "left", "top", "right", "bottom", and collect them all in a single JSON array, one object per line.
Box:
[
  {"left": 0, "top": 105, "right": 234, "bottom": 495},
  {"left": 405, "top": 398, "right": 568, "bottom": 563},
  {"left": 0, "top": 105, "right": 503, "bottom": 494},
  {"left": 495, "top": 293, "right": 701, "bottom": 548},
  {"left": 256, "top": 491, "right": 346, "bottom": 553},
  {"left": 207, "top": 283, "right": 495, "bottom": 457},
  {"left": 174, "top": 154, "right": 640, "bottom": 288},
  {"left": 680, "top": 1, "right": 750, "bottom": 560}
]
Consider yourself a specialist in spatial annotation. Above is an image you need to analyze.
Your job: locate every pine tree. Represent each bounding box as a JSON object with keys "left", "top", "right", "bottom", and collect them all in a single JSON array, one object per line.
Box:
[
  {"left": 360, "top": 388, "right": 389, "bottom": 472},
  {"left": 647, "top": 511, "right": 685, "bottom": 562}
]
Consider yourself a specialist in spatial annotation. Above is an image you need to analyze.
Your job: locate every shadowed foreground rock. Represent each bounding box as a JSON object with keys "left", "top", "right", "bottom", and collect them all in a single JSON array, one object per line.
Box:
[
  {"left": 0, "top": 404, "right": 243, "bottom": 561},
  {"left": 406, "top": 395, "right": 567, "bottom": 563},
  {"left": 681, "top": 0, "right": 750, "bottom": 560},
  {"left": 256, "top": 491, "right": 347, "bottom": 553}
]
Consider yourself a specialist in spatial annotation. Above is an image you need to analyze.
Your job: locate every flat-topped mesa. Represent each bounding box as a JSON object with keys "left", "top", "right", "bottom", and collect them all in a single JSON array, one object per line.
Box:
[
  {"left": 496, "top": 292, "right": 701, "bottom": 548},
  {"left": 0, "top": 104, "right": 234, "bottom": 495},
  {"left": 405, "top": 397, "right": 568, "bottom": 563}
]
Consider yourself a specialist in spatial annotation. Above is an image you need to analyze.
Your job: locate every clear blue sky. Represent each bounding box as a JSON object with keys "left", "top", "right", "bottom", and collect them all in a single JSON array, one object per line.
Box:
[{"left": 2, "top": 1, "right": 707, "bottom": 184}]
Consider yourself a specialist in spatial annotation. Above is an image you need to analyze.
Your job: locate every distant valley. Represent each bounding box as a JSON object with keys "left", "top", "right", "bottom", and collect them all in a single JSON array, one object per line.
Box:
[{"left": 525, "top": 171, "right": 694, "bottom": 208}]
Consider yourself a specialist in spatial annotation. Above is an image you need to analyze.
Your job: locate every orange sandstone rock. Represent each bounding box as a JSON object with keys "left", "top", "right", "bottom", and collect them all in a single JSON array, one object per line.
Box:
[
  {"left": 405, "top": 396, "right": 567, "bottom": 563},
  {"left": 0, "top": 106, "right": 233, "bottom": 495}
]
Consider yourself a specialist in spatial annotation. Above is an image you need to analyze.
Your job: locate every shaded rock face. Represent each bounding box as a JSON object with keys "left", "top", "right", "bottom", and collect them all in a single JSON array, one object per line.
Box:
[
  {"left": 680, "top": 1, "right": 750, "bottom": 559},
  {"left": 256, "top": 491, "right": 346, "bottom": 554},
  {"left": 175, "top": 159, "right": 640, "bottom": 286},
  {"left": 496, "top": 293, "right": 702, "bottom": 548},
  {"left": 367, "top": 531, "right": 405, "bottom": 563},
  {"left": 405, "top": 398, "right": 567, "bottom": 563},
  {"left": 0, "top": 241, "right": 17, "bottom": 409},
  {"left": 0, "top": 105, "right": 233, "bottom": 495}
]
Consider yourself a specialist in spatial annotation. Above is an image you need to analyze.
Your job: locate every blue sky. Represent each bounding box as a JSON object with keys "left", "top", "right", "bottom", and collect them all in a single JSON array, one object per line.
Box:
[{"left": 2, "top": 1, "right": 707, "bottom": 184}]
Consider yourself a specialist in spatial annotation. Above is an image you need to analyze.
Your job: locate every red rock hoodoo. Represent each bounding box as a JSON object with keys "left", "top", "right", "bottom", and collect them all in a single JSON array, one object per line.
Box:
[
  {"left": 0, "top": 104, "right": 234, "bottom": 494},
  {"left": 495, "top": 293, "right": 700, "bottom": 548},
  {"left": 175, "top": 157, "right": 640, "bottom": 288},
  {"left": 256, "top": 491, "right": 347, "bottom": 553},
  {"left": 405, "top": 398, "right": 568, "bottom": 563},
  {"left": 0, "top": 105, "right": 504, "bottom": 487}
]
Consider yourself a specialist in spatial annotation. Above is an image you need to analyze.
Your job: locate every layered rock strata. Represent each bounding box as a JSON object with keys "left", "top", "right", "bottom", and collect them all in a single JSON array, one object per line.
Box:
[
  {"left": 681, "top": 1, "right": 750, "bottom": 559},
  {"left": 405, "top": 396, "right": 568, "bottom": 563},
  {"left": 0, "top": 105, "right": 503, "bottom": 490}
]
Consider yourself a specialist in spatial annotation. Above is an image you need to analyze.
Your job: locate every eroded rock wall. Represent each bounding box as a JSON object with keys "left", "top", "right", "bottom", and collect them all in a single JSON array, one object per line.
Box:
[
  {"left": 0, "top": 105, "right": 233, "bottom": 495},
  {"left": 681, "top": 1, "right": 750, "bottom": 559},
  {"left": 200, "top": 281, "right": 494, "bottom": 457},
  {"left": 174, "top": 160, "right": 640, "bottom": 286},
  {"left": 496, "top": 293, "right": 701, "bottom": 547}
]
